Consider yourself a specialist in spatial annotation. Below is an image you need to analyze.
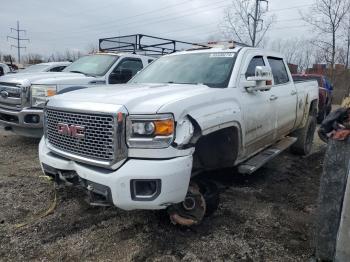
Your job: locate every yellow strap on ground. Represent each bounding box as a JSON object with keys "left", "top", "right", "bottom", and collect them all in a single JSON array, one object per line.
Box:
[{"left": 14, "top": 176, "right": 57, "bottom": 229}]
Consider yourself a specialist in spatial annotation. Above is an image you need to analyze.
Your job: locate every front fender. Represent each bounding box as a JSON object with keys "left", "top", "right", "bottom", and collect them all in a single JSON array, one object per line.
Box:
[{"left": 185, "top": 101, "right": 242, "bottom": 136}]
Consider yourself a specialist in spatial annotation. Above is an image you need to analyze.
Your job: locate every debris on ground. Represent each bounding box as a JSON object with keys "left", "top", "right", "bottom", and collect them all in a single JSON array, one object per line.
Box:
[{"left": 318, "top": 107, "right": 350, "bottom": 142}]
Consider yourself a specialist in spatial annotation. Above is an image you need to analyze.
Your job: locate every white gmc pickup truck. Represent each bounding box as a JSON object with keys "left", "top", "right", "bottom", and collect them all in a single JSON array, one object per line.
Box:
[
  {"left": 0, "top": 53, "right": 153, "bottom": 137},
  {"left": 39, "top": 46, "right": 318, "bottom": 226}
]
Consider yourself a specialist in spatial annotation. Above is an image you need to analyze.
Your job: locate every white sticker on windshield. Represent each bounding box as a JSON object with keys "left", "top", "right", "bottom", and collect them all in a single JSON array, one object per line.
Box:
[{"left": 209, "top": 53, "right": 235, "bottom": 58}]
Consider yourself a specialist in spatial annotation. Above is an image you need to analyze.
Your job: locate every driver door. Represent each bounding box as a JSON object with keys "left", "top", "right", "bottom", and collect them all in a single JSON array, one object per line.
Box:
[{"left": 240, "top": 55, "right": 277, "bottom": 155}]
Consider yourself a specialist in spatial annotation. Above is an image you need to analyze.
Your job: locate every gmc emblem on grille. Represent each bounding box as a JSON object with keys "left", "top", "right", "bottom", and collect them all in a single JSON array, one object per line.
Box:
[{"left": 57, "top": 123, "right": 85, "bottom": 139}]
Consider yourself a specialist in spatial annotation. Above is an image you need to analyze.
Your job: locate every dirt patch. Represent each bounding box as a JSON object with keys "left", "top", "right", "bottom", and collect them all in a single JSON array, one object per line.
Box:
[{"left": 0, "top": 129, "right": 326, "bottom": 261}]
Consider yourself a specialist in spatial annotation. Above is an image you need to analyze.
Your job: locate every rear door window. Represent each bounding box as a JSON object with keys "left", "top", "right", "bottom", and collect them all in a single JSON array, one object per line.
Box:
[{"left": 267, "top": 57, "right": 289, "bottom": 85}]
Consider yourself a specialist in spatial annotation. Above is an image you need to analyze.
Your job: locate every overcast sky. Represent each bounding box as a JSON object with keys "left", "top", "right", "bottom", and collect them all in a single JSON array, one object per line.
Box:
[{"left": 0, "top": 0, "right": 311, "bottom": 57}]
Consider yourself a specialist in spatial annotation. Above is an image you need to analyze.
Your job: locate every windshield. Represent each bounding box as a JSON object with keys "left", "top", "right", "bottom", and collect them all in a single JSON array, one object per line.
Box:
[
  {"left": 130, "top": 52, "right": 237, "bottom": 88},
  {"left": 63, "top": 54, "right": 118, "bottom": 76},
  {"left": 21, "top": 64, "right": 49, "bottom": 73}
]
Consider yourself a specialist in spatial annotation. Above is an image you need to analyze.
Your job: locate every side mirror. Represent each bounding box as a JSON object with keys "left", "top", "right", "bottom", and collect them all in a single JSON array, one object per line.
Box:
[{"left": 246, "top": 66, "right": 273, "bottom": 92}]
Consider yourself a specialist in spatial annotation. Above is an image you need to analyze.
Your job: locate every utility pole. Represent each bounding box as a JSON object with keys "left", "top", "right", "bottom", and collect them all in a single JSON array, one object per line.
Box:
[
  {"left": 250, "top": 0, "right": 268, "bottom": 47},
  {"left": 7, "top": 21, "right": 29, "bottom": 64},
  {"left": 252, "top": 0, "right": 259, "bottom": 47}
]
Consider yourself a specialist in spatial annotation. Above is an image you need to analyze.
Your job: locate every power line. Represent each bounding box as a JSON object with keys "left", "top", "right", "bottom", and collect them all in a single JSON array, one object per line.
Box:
[
  {"left": 36, "top": 0, "right": 231, "bottom": 36},
  {"left": 34, "top": 1, "right": 311, "bottom": 42},
  {"left": 28, "top": 2, "right": 313, "bottom": 54},
  {"left": 33, "top": 1, "right": 232, "bottom": 42},
  {"left": 268, "top": 4, "right": 312, "bottom": 12},
  {"left": 269, "top": 24, "right": 307, "bottom": 31},
  {"left": 7, "top": 21, "right": 29, "bottom": 64}
]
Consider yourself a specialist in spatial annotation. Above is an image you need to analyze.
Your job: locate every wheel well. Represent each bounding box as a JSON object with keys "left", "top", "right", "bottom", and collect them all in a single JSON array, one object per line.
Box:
[{"left": 192, "top": 126, "right": 239, "bottom": 170}]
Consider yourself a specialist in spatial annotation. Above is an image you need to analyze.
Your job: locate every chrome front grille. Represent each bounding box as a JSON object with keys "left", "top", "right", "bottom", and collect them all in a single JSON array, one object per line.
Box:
[
  {"left": 46, "top": 109, "right": 117, "bottom": 162},
  {"left": 0, "top": 83, "right": 22, "bottom": 110}
]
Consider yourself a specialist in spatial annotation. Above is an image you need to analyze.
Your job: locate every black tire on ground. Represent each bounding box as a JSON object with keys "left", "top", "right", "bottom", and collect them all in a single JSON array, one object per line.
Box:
[
  {"left": 195, "top": 179, "right": 220, "bottom": 216},
  {"left": 291, "top": 114, "right": 317, "bottom": 155}
]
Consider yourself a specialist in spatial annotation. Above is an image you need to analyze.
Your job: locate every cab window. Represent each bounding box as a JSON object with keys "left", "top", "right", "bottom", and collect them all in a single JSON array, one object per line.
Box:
[
  {"left": 49, "top": 66, "right": 66, "bottom": 72},
  {"left": 267, "top": 57, "right": 289, "bottom": 85},
  {"left": 245, "top": 56, "right": 265, "bottom": 78},
  {"left": 109, "top": 58, "right": 143, "bottom": 84}
]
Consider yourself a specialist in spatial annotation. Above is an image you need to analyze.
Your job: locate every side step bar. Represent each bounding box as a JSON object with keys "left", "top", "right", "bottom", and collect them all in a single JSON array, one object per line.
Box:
[{"left": 238, "top": 136, "right": 297, "bottom": 174}]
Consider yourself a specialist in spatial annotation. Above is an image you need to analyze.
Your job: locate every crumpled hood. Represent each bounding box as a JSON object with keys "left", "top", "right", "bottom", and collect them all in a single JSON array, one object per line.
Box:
[
  {"left": 0, "top": 72, "right": 89, "bottom": 86},
  {"left": 50, "top": 83, "right": 216, "bottom": 114}
]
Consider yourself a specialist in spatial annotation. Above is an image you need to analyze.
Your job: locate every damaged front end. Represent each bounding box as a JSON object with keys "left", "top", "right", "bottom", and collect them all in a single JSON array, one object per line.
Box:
[{"left": 42, "top": 163, "right": 113, "bottom": 207}]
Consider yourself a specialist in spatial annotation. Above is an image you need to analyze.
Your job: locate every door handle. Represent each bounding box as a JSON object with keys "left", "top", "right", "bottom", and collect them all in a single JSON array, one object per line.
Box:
[
  {"left": 291, "top": 90, "right": 297, "bottom": 95},
  {"left": 269, "top": 95, "right": 278, "bottom": 101}
]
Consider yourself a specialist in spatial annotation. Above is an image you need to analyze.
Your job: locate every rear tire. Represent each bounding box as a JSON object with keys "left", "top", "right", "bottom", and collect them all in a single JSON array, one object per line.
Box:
[{"left": 291, "top": 114, "right": 317, "bottom": 155}]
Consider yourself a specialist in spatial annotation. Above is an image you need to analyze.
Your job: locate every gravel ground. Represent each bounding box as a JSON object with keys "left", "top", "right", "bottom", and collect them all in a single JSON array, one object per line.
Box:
[{"left": 0, "top": 128, "right": 326, "bottom": 261}]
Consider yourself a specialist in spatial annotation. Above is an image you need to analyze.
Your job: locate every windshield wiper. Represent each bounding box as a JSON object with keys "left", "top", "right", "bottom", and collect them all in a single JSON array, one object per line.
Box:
[
  {"left": 167, "top": 81, "right": 209, "bottom": 86},
  {"left": 69, "top": 70, "right": 94, "bottom": 77},
  {"left": 167, "top": 81, "right": 196, "bottom": 84}
]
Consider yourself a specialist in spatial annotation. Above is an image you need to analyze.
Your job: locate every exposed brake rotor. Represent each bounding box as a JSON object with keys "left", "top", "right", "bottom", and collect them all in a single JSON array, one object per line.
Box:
[{"left": 167, "top": 182, "right": 206, "bottom": 226}]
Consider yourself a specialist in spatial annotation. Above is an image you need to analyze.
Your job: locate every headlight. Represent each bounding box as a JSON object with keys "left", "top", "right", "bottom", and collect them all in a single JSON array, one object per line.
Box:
[
  {"left": 126, "top": 114, "right": 175, "bottom": 148},
  {"left": 31, "top": 85, "right": 57, "bottom": 108}
]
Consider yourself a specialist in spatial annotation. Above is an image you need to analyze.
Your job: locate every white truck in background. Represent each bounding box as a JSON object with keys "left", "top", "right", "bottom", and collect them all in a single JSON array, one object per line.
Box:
[
  {"left": 0, "top": 63, "right": 11, "bottom": 76},
  {"left": 19, "top": 62, "right": 72, "bottom": 73},
  {"left": 0, "top": 52, "right": 154, "bottom": 137},
  {"left": 39, "top": 44, "right": 319, "bottom": 226},
  {"left": 0, "top": 34, "right": 205, "bottom": 138}
]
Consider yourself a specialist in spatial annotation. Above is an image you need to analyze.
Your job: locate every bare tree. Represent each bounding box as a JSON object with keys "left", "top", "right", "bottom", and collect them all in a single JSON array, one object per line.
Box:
[
  {"left": 270, "top": 38, "right": 316, "bottom": 73},
  {"left": 22, "top": 53, "right": 43, "bottom": 64},
  {"left": 342, "top": 13, "right": 350, "bottom": 68},
  {"left": 86, "top": 43, "right": 99, "bottom": 54},
  {"left": 221, "top": 0, "right": 276, "bottom": 46},
  {"left": 302, "top": 0, "right": 350, "bottom": 82},
  {"left": 3, "top": 54, "right": 15, "bottom": 63}
]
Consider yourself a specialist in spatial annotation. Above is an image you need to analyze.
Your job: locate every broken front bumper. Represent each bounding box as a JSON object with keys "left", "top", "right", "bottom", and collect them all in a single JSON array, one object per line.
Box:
[{"left": 39, "top": 138, "right": 193, "bottom": 210}]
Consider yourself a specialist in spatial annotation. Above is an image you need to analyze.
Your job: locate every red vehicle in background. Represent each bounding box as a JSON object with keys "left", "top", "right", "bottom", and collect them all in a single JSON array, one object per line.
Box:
[{"left": 292, "top": 74, "right": 333, "bottom": 123}]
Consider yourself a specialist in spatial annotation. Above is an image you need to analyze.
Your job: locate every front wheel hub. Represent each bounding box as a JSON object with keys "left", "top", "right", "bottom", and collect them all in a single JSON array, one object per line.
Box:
[
  {"left": 167, "top": 182, "right": 206, "bottom": 226},
  {"left": 182, "top": 196, "right": 196, "bottom": 210}
]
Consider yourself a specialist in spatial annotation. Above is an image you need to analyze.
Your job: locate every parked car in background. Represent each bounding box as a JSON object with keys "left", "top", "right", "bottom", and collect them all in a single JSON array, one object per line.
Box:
[
  {"left": 39, "top": 45, "right": 319, "bottom": 225},
  {"left": 0, "top": 52, "right": 154, "bottom": 137},
  {"left": 6, "top": 63, "right": 19, "bottom": 72},
  {"left": 0, "top": 63, "right": 11, "bottom": 76},
  {"left": 292, "top": 74, "right": 333, "bottom": 123},
  {"left": 0, "top": 34, "right": 210, "bottom": 137},
  {"left": 20, "top": 61, "right": 72, "bottom": 73}
]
